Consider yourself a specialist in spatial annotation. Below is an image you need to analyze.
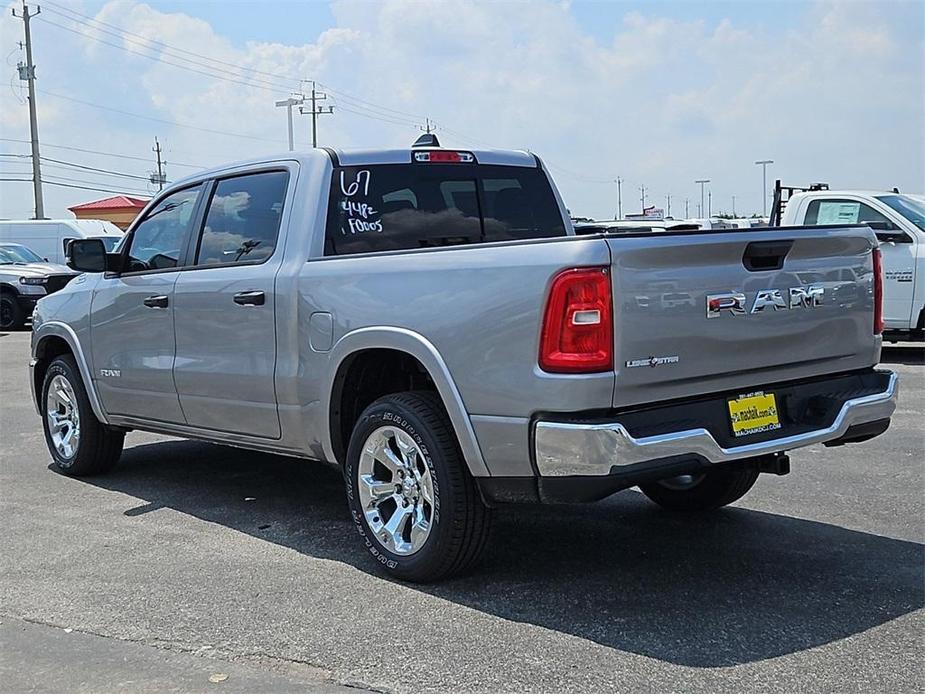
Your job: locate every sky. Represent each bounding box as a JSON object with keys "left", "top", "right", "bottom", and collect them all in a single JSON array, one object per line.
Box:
[{"left": 0, "top": 0, "right": 922, "bottom": 221}]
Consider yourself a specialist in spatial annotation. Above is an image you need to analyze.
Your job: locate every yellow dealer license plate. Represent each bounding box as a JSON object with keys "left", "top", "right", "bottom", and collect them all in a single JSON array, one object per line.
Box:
[{"left": 728, "top": 391, "right": 781, "bottom": 438}]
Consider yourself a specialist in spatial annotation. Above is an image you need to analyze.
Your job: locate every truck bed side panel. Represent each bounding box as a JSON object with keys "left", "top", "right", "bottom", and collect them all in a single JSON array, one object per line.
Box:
[{"left": 297, "top": 236, "right": 614, "bottom": 419}]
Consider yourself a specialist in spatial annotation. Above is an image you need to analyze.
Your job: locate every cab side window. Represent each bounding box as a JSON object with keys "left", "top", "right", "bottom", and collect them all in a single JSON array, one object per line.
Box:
[
  {"left": 194, "top": 171, "right": 289, "bottom": 266},
  {"left": 804, "top": 199, "right": 893, "bottom": 226},
  {"left": 125, "top": 185, "right": 202, "bottom": 272}
]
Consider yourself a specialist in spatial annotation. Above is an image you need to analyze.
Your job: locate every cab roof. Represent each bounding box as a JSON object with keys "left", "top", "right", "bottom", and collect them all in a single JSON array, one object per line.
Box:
[{"left": 172, "top": 147, "right": 539, "bottom": 188}]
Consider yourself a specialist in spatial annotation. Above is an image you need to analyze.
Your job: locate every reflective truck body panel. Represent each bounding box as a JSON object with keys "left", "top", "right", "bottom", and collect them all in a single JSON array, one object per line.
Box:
[{"left": 30, "top": 148, "right": 895, "bottom": 486}]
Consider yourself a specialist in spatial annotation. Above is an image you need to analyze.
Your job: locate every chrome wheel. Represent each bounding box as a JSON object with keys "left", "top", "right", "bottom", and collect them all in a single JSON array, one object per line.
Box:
[
  {"left": 658, "top": 472, "right": 706, "bottom": 491},
  {"left": 46, "top": 374, "right": 80, "bottom": 460},
  {"left": 357, "top": 426, "right": 434, "bottom": 556}
]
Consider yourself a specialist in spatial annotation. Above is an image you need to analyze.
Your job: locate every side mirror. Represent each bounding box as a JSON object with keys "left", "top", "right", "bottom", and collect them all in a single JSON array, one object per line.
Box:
[{"left": 67, "top": 238, "right": 106, "bottom": 272}]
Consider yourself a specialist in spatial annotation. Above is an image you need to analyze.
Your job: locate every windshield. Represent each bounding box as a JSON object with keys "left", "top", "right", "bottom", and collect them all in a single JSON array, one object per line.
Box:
[
  {"left": 0, "top": 243, "right": 44, "bottom": 263},
  {"left": 876, "top": 195, "right": 925, "bottom": 231}
]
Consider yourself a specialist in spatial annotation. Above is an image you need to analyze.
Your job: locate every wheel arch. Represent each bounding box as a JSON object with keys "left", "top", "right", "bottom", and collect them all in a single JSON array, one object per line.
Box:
[
  {"left": 32, "top": 322, "right": 109, "bottom": 424},
  {"left": 323, "top": 327, "right": 489, "bottom": 477}
]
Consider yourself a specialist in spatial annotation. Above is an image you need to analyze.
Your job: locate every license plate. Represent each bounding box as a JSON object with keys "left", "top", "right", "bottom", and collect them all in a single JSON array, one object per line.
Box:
[{"left": 727, "top": 391, "right": 781, "bottom": 438}]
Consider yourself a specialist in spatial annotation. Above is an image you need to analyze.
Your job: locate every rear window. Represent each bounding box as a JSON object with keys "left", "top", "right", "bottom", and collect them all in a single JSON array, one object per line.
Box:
[{"left": 324, "top": 163, "right": 566, "bottom": 256}]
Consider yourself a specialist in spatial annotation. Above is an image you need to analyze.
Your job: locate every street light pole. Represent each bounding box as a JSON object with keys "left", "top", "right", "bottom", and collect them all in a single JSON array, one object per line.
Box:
[
  {"left": 275, "top": 95, "right": 304, "bottom": 151},
  {"left": 614, "top": 177, "right": 622, "bottom": 220},
  {"left": 755, "top": 159, "right": 774, "bottom": 217},
  {"left": 695, "top": 179, "right": 710, "bottom": 218}
]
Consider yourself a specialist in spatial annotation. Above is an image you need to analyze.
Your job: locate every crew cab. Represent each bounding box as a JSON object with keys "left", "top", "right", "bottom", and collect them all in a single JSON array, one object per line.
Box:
[
  {"left": 775, "top": 183, "right": 925, "bottom": 341},
  {"left": 29, "top": 141, "right": 898, "bottom": 581}
]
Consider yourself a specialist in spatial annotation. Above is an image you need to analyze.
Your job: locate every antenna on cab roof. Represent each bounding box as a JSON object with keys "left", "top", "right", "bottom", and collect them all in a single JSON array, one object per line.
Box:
[{"left": 412, "top": 133, "right": 440, "bottom": 148}]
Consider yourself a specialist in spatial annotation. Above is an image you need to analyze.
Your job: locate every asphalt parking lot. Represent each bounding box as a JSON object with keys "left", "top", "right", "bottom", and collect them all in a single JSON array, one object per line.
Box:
[{"left": 1, "top": 330, "right": 922, "bottom": 693}]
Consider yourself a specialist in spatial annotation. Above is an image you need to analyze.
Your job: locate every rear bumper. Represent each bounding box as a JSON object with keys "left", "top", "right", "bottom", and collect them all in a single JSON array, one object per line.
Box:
[{"left": 534, "top": 369, "right": 898, "bottom": 477}]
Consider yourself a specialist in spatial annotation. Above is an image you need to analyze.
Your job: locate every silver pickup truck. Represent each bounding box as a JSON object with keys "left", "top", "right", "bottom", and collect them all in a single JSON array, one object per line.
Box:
[{"left": 30, "top": 143, "right": 898, "bottom": 581}]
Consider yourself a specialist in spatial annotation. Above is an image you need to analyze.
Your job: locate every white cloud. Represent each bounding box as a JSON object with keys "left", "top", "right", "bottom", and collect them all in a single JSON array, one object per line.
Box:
[{"left": 0, "top": 0, "right": 921, "bottom": 220}]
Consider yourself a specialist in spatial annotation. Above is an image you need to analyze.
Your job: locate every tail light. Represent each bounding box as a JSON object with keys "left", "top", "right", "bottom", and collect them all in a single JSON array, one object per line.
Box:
[
  {"left": 873, "top": 248, "right": 884, "bottom": 334},
  {"left": 539, "top": 267, "right": 613, "bottom": 373}
]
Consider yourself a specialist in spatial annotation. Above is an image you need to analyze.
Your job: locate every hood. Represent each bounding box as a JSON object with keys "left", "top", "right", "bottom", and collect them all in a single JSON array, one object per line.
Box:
[{"left": 0, "top": 262, "right": 77, "bottom": 278}]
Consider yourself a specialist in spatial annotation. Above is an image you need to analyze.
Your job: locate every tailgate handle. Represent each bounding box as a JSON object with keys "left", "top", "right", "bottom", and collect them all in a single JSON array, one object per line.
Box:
[{"left": 743, "top": 240, "right": 793, "bottom": 272}]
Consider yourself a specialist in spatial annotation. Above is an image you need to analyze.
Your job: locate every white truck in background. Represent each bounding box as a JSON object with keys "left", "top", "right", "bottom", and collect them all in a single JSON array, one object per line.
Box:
[{"left": 775, "top": 183, "right": 925, "bottom": 342}]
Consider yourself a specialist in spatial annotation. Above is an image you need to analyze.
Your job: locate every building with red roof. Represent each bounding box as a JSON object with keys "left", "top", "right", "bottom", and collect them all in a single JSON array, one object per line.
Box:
[{"left": 68, "top": 195, "right": 150, "bottom": 230}]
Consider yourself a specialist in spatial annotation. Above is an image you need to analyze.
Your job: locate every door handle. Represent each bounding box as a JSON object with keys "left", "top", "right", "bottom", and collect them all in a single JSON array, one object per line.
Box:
[
  {"left": 143, "top": 295, "right": 169, "bottom": 309},
  {"left": 233, "top": 290, "right": 265, "bottom": 306}
]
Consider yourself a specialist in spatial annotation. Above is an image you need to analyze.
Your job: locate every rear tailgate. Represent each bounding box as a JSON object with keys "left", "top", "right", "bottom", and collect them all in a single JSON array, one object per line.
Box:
[{"left": 607, "top": 225, "right": 879, "bottom": 408}]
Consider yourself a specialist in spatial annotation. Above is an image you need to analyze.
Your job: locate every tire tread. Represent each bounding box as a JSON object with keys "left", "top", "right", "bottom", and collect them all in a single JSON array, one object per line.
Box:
[
  {"left": 43, "top": 355, "right": 123, "bottom": 476},
  {"left": 346, "top": 391, "right": 492, "bottom": 581}
]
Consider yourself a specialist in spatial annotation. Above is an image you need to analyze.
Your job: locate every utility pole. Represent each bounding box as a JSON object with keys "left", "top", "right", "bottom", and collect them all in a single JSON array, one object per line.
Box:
[
  {"left": 708, "top": 190, "right": 712, "bottom": 217},
  {"left": 732, "top": 195, "right": 736, "bottom": 217},
  {"left": 13, "top": 1, "right": 44, "bottom": 219},
  {"left": 695, "top": 179, "right": 710, "bottom": 218},
  {"left": 639, "top": 184, "right": 647, "bottom": 213},
  {"left": 150, "top": 137, "right": 166, "bottom": 191},
  {"left": 275, "top": 94, "right": 304, "bottom": 151},
  {"left": 755, "top": 159, "right": 774, "bottom": 216},
  {"left": 299, "top": 81, "right": 334, "bottom": 148},
  {"left": 614, "top": 177, "right": 623, "bottom": 220},
  {"left": 665, "top": 193, "right": 671, "bottom": 217},
  {"left": 684, "top": 198, "right": 690, "bottom": 218},
  {"left": 420, "top": 117, "right": 435, "bottom": 135}
]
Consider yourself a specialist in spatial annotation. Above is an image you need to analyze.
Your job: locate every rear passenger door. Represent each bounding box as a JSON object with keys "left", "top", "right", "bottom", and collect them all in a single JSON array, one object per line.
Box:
[{"left": 172, "top": 169, "right": 291, "bottom": 439}]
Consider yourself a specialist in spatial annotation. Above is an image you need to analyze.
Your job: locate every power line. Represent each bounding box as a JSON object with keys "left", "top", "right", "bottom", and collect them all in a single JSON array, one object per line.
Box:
[
  {"left": 334, "top": 103, "right": 418, "bottom": 128},
  {"left": 41, "top": 2, "right": 432, "bottom": 124},
  {"left": 42, "top": 0, "right": 302, "bottom": 85},
  {"left": 0, "top": 138, "right": 205, "bottom": 168},
  {"left": 0, "top": 154, "right": 156, "bottom": 183},
  {"left": 0, "top": 176, "right": 152, "bottom": 196},
  {"left": 319, "top": 83, "right": 426, "bottom": 121},
  {"left": 43, "top": 173, "right": 151, "bottom": 194},
  {"left": 38, "top": 90, "right": 289, "bottom": 145},
  {"left": 38, "top": 4, "right": 434, "bottom": 129},
  {"left": 36, "top": 15, "right": 296, "bottom": 95},
  {"left": 0, "top": 153, "right": 151, "bottom": 181}
]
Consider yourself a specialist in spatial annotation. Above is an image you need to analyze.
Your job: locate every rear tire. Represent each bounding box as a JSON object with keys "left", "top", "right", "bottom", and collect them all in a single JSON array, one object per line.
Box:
[
  {"left": 639, "top": 464, "right": 760, "bottom": 512},
  {"left": 344, "top": 391, "right": 492, "bottom": 582},
  {"left": 41, "top": 355, "right": 124, "bottom": 476},
  {"left": 0, "top": 293, "right": 24, "bottom": 331}
]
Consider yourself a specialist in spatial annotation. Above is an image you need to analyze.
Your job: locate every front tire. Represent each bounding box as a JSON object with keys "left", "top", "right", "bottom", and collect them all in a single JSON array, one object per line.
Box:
[
  {"left": 639, "top": 464, "right": 759, "bottom": 512},
  {"left": 0, "top": 293, "right": 24, "bottom": 331},
  {"left": 344, "top": 392, "right": 492, "bottom": 582},
  {"left": 41, "top": 355, "right": 124, "bottom": 476}
]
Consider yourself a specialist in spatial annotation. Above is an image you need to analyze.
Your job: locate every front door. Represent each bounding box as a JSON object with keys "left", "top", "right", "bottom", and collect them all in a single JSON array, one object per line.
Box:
[
  {"left": 90, "top": 184, "right": 204, "bottom": 422},
  {"left": 172, "top": 170, "right": 290, "bottom": 439}
]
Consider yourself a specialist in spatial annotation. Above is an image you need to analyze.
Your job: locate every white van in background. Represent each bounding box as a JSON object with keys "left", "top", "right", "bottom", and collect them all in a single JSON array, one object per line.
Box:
[{"left": 0, "top": 219, "right": 124, "bottom": 264}]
